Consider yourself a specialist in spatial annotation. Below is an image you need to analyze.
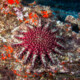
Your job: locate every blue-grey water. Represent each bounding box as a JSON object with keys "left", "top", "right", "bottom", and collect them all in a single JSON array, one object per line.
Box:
[{"left": 21, "top": 0, "right": 80, "bottom": 20}]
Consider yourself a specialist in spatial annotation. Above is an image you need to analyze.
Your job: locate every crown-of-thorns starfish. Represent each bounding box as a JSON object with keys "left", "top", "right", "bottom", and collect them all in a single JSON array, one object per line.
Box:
[{"left": 12, "top": 19, "right": 65, "bottom": 67}]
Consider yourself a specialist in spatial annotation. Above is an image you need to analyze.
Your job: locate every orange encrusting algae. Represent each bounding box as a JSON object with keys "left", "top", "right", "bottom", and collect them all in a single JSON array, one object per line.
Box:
[
  {"left": 19, "top": 19, "right": 23, "bottom": 23},
  {"left": 1, "top": 45, "right": 13, "bottom": 60},
  {"left": 12, "top": 66, "right": 54, "bottom": 78},
  {"left": 8, "top": 53, "right": 11, "bottom": 58},
  {"left": 8, "top": 0, "right": 15, "bottom": 4},
  {"left": 17, "top": 12, "right": 38, "bottom": 25},
  {"left": 25, "top": 21, "right": 29, "bottom": 24},
  {"left": 28, "top": 12, "right": 38, "bottom": 25},
  {"left": 49, "top": 72, "right": 52, "bottom": 76},
  {"left": 1, "top": 56, "right": 7, "bottom": 60},
  {"left": 15, "top": 59, "right": 19, "bottom": 62},
  {"left": 60, "top": 61, "right": 66, "bottom": 65},
  {"left": 7, "top": 0, "right": 20, "bottom": 4},
  {"left": 41, "top": 11, "right": 49, "bottom": 18},
  {"left": 0, "top": 7, "right": 17, "bottom": 16},
  {"left": 0, "top": 45, "right": 44, "bottom": 78},
  {"left": 5, "top": 46, "right": 13, "bottom": 53}
]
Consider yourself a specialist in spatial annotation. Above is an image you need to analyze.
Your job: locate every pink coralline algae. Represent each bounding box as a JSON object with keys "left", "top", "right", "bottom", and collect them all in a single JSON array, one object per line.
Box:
[{"left": 12, "top": 21, "right": 65, "bottom": 68}]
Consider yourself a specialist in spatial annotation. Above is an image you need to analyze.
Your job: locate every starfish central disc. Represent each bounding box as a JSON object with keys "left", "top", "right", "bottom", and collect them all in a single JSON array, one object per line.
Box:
[{"left": 26, "top": 27, "right": 53, "bottom": 50}]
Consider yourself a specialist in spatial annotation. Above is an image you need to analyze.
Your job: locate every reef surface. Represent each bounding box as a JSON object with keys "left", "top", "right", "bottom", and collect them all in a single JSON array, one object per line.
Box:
[{"left": 0, "top": 0, "right": 80, "bottom": 80}]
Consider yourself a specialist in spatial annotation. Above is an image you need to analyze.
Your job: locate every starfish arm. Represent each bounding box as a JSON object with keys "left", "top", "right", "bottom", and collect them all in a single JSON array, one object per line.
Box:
[
  {"left": 26, "top": 24, "right": 33, "bottom": 29},
  {"left": 19, "top": 31, "right": 27, "bottom": 35},
  {"left": 52, "top": 47, "right": 64, "bottom": 55},
  {"left": 31, "top": 53, "right": 37, "bottom": 67},
  {"left": 51, "top": 28, "right": 58, "bottom": 33},
  {"left": 11, "top": 42, "right": 24, "bottom": 47},
  {"left": 14, "top": 35, "right": 25, "bottom": 40},
  {"left": 23, "top": 50, "right": 31, "bottom": 64},
  {"left": 18, "top": 47, "right": 28, "bottom": 59},
  {"left": 53, "top": 41, "right": 65, "bottom": 49},
  {"left": 40, "top": 53, "right": 46, "bottom": 67},
  {"left": 38, "top": 18, "right": 41, "bottom": 27},
  {"left": 42, "top": 22, "right": 50, "bottom": 31},
  {"left": 47, "top": 52, "right": 55, "bottom": 64},
  {"left": 31, "top": 49, "right": 38, "bottom": 67},
  {"left": 55, "top": 36, "right": 64, "bottom": 41},
  {"left": 44, "top": 22, "right": 50, "bottom": 28}
]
